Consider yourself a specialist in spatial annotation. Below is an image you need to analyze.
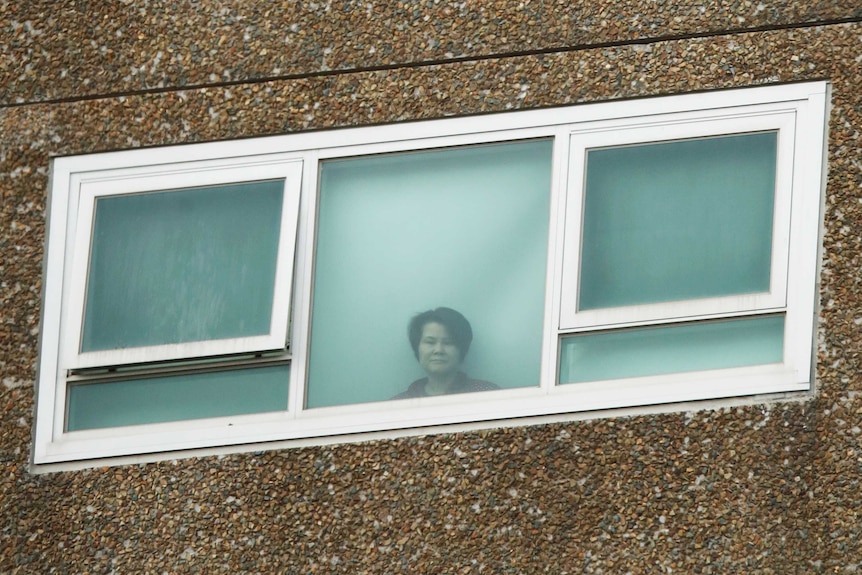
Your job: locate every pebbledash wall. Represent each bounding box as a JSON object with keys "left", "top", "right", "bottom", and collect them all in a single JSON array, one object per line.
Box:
[{"left": 2, "top": 1, "right": 862, "bottom": 573}]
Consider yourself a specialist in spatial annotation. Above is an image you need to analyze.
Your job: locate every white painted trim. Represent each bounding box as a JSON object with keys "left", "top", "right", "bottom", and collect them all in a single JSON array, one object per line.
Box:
[
  {"left": 289, "top": 149, "right": 321, "bottom": 415},
  {"left": 30, "top": 386, "right": 816, "bottom": 475},
  {"left": 35, "top": 362, "right": 807, "bottom": 464},
  {"left": 782, "top": 87, "right": 829, "bottom": 386}
]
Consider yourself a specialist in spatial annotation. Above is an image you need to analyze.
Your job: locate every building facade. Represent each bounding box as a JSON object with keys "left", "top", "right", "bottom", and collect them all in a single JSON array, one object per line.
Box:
[{"left": 2, "top": 2, "right": 862, "bottom": 572}]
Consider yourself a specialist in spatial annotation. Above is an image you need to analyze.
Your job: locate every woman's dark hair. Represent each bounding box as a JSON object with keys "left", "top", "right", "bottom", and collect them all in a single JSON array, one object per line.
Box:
[{"left": 408, "top": 307, "right": 473, "bottom": 360}]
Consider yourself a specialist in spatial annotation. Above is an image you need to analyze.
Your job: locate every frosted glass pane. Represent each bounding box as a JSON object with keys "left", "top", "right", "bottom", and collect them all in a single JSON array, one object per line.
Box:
[
  {"left": 82, "top": 180, "right": 284, "bottom": 352},
  {"left": 67, "top": 364, "right": 289, "bottom": 430},
  {"left": 579, "top": 132, "right": 777, "bottom": 310},
  {"left": 559, "top": 315, "right": 784, "bottom": 384},
  {"left": 308, "top": 140, "right": 552, "bottom": 407}
]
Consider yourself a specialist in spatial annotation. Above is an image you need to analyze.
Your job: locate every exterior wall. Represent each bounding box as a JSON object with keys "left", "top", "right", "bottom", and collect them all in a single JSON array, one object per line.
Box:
[{"left": 2, "top": 2, "right": 861, "bottom": 572}]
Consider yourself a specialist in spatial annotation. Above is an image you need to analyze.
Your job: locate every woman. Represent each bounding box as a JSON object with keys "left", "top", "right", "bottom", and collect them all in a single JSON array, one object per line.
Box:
[{"left": 393, "top": 307, "right": 498, "bottom": 399}]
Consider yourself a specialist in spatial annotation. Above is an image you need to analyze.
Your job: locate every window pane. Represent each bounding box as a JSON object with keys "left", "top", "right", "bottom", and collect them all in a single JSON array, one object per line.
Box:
[
  {"left": 82, "top": 180, "right": 284, "bottom": 352},
  {"left": 307, "top": 140, "right": 552, "bottom": 407},
  {"left": 559, "top": 315, "right": 784, "bottom": 384},
  {"left": 579, "top": 132, "right": 777, "bottom": 310},
  {"left": 67, "top": 364, "right": 289, "bottom": 430}
]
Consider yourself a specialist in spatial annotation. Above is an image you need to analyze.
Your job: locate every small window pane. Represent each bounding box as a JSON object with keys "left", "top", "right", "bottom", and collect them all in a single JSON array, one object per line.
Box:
[
  {"left": 81, "top": 180, "right": 284, "bottom": 352},
  {"left": 307, "top": 140, "right": 552, "bottom": 407},
  {"left": 579, "top": 133, "right": 777, "bottom": 310},
  {"left": 67, "top": 364, "right": 290, "bottom": 430},
  {"left": 558, "top": 315, "right": 784, "bottom": 384}
]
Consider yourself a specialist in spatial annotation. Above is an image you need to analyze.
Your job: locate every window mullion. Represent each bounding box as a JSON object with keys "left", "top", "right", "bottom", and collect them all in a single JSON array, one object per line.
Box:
[
  {"left": 542, "top": 126, "right": 574, "bottom": 393},
  {"left": 287, "top": 150, "right": 321, "bottom": 418}
]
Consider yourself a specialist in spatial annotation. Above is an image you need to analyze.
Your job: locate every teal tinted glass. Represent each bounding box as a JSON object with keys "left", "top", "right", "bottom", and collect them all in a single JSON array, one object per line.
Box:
[
  {"left": 308, "top": 140, "right": 552, "bottom": 407},
  {"left": 82, "top": 180, "right": 284, "bottom": 352},
  {"left": 559, "top": 315, "right": 784, "bottom": 384},
  {"left": 67, "top": 364, "right": 289, "bottom": 430},
  {"left": 579, "top": 132, "right": 777, "bottom": 310}
]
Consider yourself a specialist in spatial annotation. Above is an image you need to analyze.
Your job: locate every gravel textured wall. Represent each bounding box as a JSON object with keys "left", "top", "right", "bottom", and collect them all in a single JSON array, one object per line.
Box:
[
  {"left": 2, "top": 3, "right": 862, "bottom": 573},
  {"left": 2, "top": 1, "right": 860, "bottom": 105}
]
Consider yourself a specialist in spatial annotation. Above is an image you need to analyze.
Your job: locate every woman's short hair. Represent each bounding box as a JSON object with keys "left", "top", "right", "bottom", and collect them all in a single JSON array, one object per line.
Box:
[{"left": 408, "top": 307, "right": 473, "bottom": 360}]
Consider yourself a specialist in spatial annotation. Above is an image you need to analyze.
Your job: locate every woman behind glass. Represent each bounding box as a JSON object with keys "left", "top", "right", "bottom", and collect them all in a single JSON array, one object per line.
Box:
[{"left": 392, "top": 307, "right": 498, "bottom": 399}]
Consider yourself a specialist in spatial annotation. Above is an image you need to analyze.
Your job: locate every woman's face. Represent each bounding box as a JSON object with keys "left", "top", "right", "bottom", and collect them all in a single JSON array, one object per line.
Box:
[{"left": 417, "top": 322, "right": 462, "bottom": 377}]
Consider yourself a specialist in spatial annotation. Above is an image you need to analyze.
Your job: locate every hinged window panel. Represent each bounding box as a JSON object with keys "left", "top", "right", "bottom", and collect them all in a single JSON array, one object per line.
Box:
[
  {"left": 559, "top": 110, "right": 796, "bottom": 331},
  {"left": 63, "top": 157, "right": 303, "bottom": 369}
]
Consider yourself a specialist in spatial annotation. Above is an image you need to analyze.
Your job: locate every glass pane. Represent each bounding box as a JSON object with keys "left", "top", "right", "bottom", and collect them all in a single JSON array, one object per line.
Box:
[
  {"left": 579, "top": 132, "right": 777, "bottom": 310},
  {"left": 67, "top": 364, "right": 289, "bottom": 430},
  {"left": 82, "top": 180, "right": 284, "bottom": 351},
  {"left": 559, "top": 315, "right": 784, "bottom": 384},
  {"left": 307, "top": 140, "right": 552, "bottom": 407}
]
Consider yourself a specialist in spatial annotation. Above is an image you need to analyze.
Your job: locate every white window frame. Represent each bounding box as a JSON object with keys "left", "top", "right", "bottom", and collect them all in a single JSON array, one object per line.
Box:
[
  {"left": 33, "top": 81, "right": 828, "bottom": 467},
  {"left": 64, "top": 157, "right": 304, "bottom": 369},
  {"left": 559, "top": 110, "right": 796, "bottom": 331}
]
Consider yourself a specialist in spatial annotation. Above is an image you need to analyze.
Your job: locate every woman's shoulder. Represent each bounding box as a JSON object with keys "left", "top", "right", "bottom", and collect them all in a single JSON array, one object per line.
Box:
[
  {"left": 391, "top": 378, "right": 428, "bottom": 400},
  {"left": 456, "top": 373, "right": 499, "bottom": 393}
]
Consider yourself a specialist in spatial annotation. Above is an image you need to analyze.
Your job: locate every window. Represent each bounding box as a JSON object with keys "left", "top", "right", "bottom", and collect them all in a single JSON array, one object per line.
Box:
[
  {"left": 558, "top": 113, "right": 793, "bottom": 387},
  {"left": 33, "top": 82, "right": 828, "bottom": 466},
  {"left": 67, "top": 160, "right": 302, "bottom": 369},
  {"left": 306, "top": 140, "right": 551, "bottom": 408}
]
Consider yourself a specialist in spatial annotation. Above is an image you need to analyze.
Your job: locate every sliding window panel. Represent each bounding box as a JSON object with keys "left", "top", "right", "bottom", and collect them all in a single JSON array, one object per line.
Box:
[{"left": 306, "top": 140, "right": 553, "bottom": 408}]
